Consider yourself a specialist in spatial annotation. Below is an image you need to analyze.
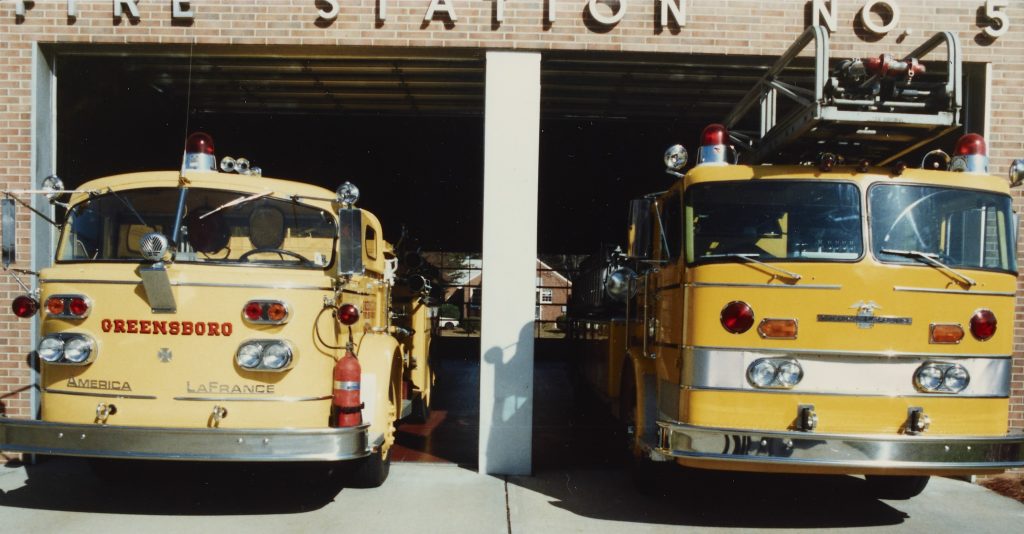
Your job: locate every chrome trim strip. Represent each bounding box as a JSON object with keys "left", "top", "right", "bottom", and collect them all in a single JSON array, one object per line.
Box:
[
  {"left": 44, "top": 388, "right": 157, "bottom": 400},
  {"left": 174, "top": 281, "right": 331, "bottom": 291},
  {"left": 687, "top": 282, "right": 842, "bottom": 290},
  {"left": 893, "top": 286, "right": 1015, "bottom": 297},
  {"left": 0, "top": 418, "right": 369, "bottom": 462},
  {"left": 40, "top": 279, "right": 332, "bottom": 291},
  {"left": 657, "top": 422, "right": 1024, "bottom": 471},
  {"left": 817, "top": 314, "right": 911, "bottom": 325},
  {"left": 173, "top": 395, "right": 332, "bottom": 402},
  {"left": 41, "top": 279, "right": 138, "bottom": 285},
  {"left": 681, "top": 385, "right": 1008, "bottom": 399},
  {"left": 684, "top": 347, "right": 1011, "bottom": 397},
  {"left": 688, "top": 345, "right": 1011, "bottom": 360}
]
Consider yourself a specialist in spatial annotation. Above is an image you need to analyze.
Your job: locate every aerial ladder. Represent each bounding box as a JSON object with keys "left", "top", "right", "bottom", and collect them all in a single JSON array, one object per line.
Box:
[{"left": 723, "top": 26, "right": 963, "bottom": 165}]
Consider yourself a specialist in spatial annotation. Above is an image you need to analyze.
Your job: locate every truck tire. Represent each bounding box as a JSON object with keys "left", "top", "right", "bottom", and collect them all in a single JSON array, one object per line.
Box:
[
  {"left": 864, "top": 475, "right": 930, "bottom": 500},
  {"left": 619, "top": 360, "right": 660, "bottom": 491},
  {"left": 346, "top": 448, "right": 391, "bottom": 488},
  {"left": 406, "top": 390, "right": 430, "bottom": 424},
  {"left": 347, "top": 371, "right": 398, "bottom": 488}
]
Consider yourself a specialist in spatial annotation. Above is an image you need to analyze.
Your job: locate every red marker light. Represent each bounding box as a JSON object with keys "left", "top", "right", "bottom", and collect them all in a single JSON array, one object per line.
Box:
[
  {"left": 12, "top": 295, "right": 39, "bottom": 318},
  {"left": 954, "top": 133, "right": 987, "bottom": 157},
  {"left": 969, "top": 309, "right": 997, "bottom": 341},
  {"left": 185, "top": 132, "right": 216, "bottom": 155},
  {"left": 337, "top": 304, "right": 360, "bottom": 326},
  {"left": 721, "top": 301, "right": 755, "bottom": 334},
  {"left": 701, "top": 124, "right": 729, "bottom": 146},
  {"left": 244, "top": 302, "right": 264, "bottom": 321},
  {"left": 68, "top": 297, "right": 89, "bottom": 317}
]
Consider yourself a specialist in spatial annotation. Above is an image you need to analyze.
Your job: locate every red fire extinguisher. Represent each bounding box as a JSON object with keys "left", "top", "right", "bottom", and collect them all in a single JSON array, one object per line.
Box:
[{"left": 333, "top": 348, "right": 363, "bottom": 427}]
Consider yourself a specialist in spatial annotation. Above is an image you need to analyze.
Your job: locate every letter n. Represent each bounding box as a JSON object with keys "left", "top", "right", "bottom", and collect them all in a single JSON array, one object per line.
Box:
[
  {"left": 812, "top": 0, "right": 838, "bottom": 32},
  {"left": 660, "top": 0, "right": 685, "bottom": 27}
]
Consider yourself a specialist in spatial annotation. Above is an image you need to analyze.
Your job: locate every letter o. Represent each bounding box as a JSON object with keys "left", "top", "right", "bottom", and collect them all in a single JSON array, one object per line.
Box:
[
  {"left": 221, "top": 322, "right": 233, "bottom": 336},
  {"left": 861, "top": 0, "right": 900, "bottom": 34},
  {"left": 101, "top": 319, "right": 112, "bottom": 332},
  {"left": 587, "top": 0, "right": 627, "bottom": 26}
]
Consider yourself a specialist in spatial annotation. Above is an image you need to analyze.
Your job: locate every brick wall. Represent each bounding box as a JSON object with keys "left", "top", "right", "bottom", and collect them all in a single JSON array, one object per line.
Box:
[{"left": 0, "top": 1, "right": 1022, "bottom": 429}]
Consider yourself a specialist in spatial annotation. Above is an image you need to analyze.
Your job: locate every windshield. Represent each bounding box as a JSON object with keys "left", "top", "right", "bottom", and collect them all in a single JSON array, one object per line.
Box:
[
  {"left": 686, "top": 181, "right": 862, "bottom": 263},
  {"left": 870, "top": 184, "right": 1016, "bottom": 273},
  {"left": 59, "top": 188, "right": 336, "bottom": 269}
]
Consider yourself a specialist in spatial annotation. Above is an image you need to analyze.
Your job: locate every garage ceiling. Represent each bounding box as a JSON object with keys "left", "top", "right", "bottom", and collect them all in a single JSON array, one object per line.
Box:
[{"left": 59, "top": 46, "right": 803, "bottom": 125}]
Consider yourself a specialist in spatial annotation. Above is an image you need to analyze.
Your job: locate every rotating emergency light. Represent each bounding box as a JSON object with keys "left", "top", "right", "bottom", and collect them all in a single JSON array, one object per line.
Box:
[
  {"left": 949, "top": 133, "right": 988, "bottom": 174},
  {"left": 182, "top": 132, "right": 217, "bottom": 172}
]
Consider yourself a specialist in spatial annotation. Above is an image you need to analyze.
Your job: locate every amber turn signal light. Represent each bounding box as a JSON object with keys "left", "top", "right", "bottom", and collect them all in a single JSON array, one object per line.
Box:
[
  {"left": 757, "top": 319, "right": 797, "bottom": 339},
  {"left": 930, "top": 324, "right": 964, "bottom": 344}
]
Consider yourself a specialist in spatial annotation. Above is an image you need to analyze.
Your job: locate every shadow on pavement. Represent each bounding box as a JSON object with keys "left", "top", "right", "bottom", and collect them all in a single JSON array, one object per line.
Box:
[
  {"left": 0, "top": 457, "right": 347, "bottom": 515},
  {"left": 509, "top": 466, "right": 909, "bottom": 528}
]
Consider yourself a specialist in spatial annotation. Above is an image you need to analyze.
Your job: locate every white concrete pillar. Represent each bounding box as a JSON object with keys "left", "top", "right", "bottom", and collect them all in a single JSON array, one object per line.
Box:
[
  {"left": 479, "top": 51, "right": 541, "bottom": 476},
  {"left": 31, "top": 44, "right": 57, "bottom": 423}
]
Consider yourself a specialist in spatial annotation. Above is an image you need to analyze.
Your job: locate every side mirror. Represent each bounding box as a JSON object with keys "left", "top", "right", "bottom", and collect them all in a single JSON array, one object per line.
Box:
[
  {"left": 1009, "top": 159, "right": 1024, "bottom": 188},
  {"left": 2, "top": 199, "right": 15, "bottom": 269},
  {"left": 627, "top": 198, "right": 652, "bottom": 260},
  {"left": 337, "top": 208, "right": 364, "bottom": 277}
]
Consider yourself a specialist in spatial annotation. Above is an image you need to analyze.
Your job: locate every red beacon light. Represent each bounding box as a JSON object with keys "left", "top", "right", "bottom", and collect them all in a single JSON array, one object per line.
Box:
[
  {"left": 181, "top": 132, "right": 217, "bottom": 172},
  {"left": 697, "top": 124, "right": 733, "bottom": 166},
  {"left": 949, "top": 133, "right": 989, "bottom": 174}
]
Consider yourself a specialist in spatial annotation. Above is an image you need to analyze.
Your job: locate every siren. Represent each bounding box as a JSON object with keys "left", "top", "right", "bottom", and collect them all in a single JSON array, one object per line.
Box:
[
  {"left": 697, "top": 124, "right": 733, "bottom": 166},
  {"left": 181, "top": 132, "right": 217, "bottom": 172},
  {"left": 949, "top": 133, "right": 988, "bottom": 174}
]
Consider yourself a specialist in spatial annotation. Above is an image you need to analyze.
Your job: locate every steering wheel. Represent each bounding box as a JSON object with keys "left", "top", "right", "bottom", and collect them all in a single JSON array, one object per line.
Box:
[{"left": 238, "top": 248, "right": 311, "bottom": 264}]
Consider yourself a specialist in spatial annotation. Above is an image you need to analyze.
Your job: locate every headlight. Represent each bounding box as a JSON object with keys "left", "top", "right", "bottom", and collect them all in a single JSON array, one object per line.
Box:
[
  {"left": 262, "top": 342, "right": 292, "bottom": 370},
  {"left": 63, "top": 337, "right": 93, "bottom": 363},
  {"left": 748, "top": 360, "right": 778, "bottom": 388},
  {"left": 915, "top": 364, "right": 943, "bottom": 391},
  {"left": 942, "top": 365, "right": 970, "bottom": 393},
  {"left": 776, "top": 361, "right": 803, "bottom": 387},
  {"left": 38, "top": 337, "right": 64, "bottom": 363},
  {"left": 915, "top": 362, "right": 970, "bottom": 393},
  {"left": 236, "top": 343, "right": 263, "bottom": 369},
  {"left": 747, "top": 358, "right": 803, "bottom": 389}
]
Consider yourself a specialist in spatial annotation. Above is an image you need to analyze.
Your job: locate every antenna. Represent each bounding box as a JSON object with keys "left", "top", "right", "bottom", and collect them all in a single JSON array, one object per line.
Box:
[{"left": 181, "top": 38, "right": 196, "bottom": 162}]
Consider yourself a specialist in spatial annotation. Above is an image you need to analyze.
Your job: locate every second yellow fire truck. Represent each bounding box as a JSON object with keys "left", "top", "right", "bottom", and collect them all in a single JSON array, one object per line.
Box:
[{"left": 571, "top": 27, "right": 1024, "bottom": 499}]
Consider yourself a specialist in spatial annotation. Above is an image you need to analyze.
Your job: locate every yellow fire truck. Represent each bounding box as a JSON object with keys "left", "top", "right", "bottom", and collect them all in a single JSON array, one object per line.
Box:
[
  {"left": 0, "top": 133, "right": 433, "bottom": 487},
  {"left": 571, "top": 27, "right": 1024, "bottom": 499}
]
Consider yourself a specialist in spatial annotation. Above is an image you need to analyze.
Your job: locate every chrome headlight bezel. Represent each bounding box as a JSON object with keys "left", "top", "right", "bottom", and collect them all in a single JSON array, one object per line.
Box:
[
  {"left": 236, "top": 340, "right": 295, "bottom": 372},
  {"left": 914, "top": 362, "right": 970, "bottom": 394},
  {"left": 746, "top": 358, "right": 803, "bottom": 389},
  {"left": 37, "top": 333, "right": 97, "bottom": 365}
]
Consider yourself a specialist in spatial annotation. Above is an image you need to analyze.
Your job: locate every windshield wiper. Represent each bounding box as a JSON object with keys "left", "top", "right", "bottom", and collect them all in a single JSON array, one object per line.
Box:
[
  {"left": 199, "top": 191, "right": 273, "bottom": 220},
  {"left": 880, "top": 249, "right": 976, "bottom": 287},
  {"left": 106, "top": 187, "right": 148, "bottom": 228},
  {"left": 704, "top": 253, "right": 802, "bottom": 281}
]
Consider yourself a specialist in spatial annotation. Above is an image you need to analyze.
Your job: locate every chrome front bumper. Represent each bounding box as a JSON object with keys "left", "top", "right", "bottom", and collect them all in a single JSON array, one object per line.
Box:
[
  {"left": 0, "top": 418, "right": 369, "bottom": 462},
  {"left": 658, "top": 421, "right": 1024, "bottom": 472}
]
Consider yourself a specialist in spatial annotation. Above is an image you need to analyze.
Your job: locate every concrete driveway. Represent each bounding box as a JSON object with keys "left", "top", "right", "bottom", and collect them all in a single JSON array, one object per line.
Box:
[{"left": 0, "top": 457, "right": 1021, "bottom": 533}]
